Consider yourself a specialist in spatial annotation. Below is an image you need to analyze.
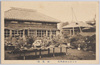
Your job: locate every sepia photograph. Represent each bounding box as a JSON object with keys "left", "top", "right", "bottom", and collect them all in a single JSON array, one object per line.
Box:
[{"left": 1, "top": 1, "right": 99, "bottom": 64}]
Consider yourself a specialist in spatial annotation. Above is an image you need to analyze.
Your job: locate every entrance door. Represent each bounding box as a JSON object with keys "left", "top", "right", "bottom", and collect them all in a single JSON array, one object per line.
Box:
[{"left": 25, "top": 29, "right": 28, "bottom": 36}]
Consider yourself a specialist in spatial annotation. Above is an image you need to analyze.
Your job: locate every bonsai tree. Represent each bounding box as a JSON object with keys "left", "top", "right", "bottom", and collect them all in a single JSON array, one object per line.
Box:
[
  {"left": 24, "top": 36, "right": 36, "bottom": 48},
  {"left": 49, "top": 34, "right": 68, "bottom": 47}
]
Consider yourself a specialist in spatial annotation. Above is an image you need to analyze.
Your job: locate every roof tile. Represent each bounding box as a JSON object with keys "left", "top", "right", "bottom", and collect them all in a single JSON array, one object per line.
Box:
[{"left": 5, "top": 7, "right": 60, "bottom": 23}]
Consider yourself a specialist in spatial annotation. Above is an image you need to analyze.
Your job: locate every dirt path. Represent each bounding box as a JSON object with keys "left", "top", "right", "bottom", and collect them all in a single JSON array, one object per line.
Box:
[{"left": 5, "top": 48, "right": 95, "bottom": 60}]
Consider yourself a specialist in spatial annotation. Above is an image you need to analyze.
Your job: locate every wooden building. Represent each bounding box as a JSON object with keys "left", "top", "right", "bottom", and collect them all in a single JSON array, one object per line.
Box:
[
  {"left": 62, "top": 22, "right": 93, "bottom": 36},
  {"left": 4, "top": 7, "right": 60, "bottom": 39}
]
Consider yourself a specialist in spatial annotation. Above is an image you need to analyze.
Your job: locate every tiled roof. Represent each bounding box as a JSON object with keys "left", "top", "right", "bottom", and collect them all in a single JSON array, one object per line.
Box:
[
  {"left": 62, "top": 22, "right": 93, "bottom": 29},
  {"left": 5, "top": 7, "right": 60, "bottom": 23}
]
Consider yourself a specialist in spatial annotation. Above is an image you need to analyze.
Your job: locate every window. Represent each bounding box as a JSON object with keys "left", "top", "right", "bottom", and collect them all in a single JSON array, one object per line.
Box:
[
  {"left": 18, "top": 30, "right": 23, "bottom": 37},
  {"left": 12, "top": 30, "right": 23, "bottom": 37},
  {"left": 37, "top": 30, "right": 46, "bottom": 37},
  {"left": 47, "top": 30, "right": 50, "bottom": 37},
  {"left": 52, "top": 30, "right": 56, "bottom": 35},
  {"left": 12, "top": 30, "right": 17, "bottom": 37},
  {"left": 37, "top": 30, "right": 41, "bottom": 37},
  {"left": 29, "top": 30, "right": 35, "bottom": 36},
  {"left": 42, "top": 30, "right": 46, "bottom": 37},
  {"left": 37, "top": 30, "right": 56, "bottom": 37},
  {"left": 4, "top": 29, "right": 10, "bottom": 37}
]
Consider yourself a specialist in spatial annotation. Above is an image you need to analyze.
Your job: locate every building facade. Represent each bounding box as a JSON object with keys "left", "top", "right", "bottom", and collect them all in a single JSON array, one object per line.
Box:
[{"left": 4, "top": 8, "right": 60, "bottom": 39}]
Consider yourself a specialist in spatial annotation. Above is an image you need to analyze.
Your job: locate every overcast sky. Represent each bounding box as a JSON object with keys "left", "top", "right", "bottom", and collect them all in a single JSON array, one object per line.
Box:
[{"left": 2, "top": 1, "right": 98, "bottom": 23}]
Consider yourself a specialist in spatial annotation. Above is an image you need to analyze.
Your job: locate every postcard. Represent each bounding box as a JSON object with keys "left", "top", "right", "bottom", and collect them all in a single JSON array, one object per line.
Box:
[{"left": 1, "top": 1, "right": 99, "bottom": 64}]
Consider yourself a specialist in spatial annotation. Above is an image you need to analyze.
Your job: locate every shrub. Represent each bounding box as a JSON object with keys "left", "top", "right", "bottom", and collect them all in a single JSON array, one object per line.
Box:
[
  {"left": 70, "top": 34, "right": 87, "bottom": 49},
  {"left": 26, "top": 36, "right": 35, "bottom": 45},
  {"left": 70, "top": 34, "right": 96, "bottom": 52},
  {"left": 38, "top": 34, "right": 68, "bottom": 47},
  {"left": 50, "top": 34, "right": 68, "bottom": 47},
  {"left": 85, "top": 34, "right": 96, "bottom": 52}
]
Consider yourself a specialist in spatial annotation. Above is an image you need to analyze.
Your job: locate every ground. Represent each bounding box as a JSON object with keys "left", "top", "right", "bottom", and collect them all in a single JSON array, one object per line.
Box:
[{"left": 5, "top": 48, "right": 95, "bottom": 60}]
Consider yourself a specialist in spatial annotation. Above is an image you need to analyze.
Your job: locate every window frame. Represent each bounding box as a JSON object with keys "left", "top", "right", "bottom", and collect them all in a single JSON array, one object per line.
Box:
[{"left": 4, "top": 29, "right": 10, "bottom": 37}]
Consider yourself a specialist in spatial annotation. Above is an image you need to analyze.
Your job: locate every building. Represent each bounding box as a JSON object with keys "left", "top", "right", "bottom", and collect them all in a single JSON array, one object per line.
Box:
[
  {"left": 4, "top": 7, "right": 60, "bottom": 39},
  {"left": 62, "top": 22, "right": 93, "bottom": 37}
]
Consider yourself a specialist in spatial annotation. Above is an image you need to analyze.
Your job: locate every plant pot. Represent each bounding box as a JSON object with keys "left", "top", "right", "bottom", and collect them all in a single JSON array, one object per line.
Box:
[
  {"left": 77, "top": 47, "right": 81, "bottom": 50},
  {"left": 83, "top": 48, "right": 87, "bottom": 51}
]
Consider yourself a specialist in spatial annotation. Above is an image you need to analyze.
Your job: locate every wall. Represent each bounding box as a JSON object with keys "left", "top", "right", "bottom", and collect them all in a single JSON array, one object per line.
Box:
[{"left": 5, "top": 20, "right": 57, "bottom": 30}]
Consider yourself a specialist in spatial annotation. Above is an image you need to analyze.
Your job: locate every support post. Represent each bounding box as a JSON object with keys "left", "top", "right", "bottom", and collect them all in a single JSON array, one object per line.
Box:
[
  {"left": 53, "top": 48, "right": 55, "bottom": 57},
  {"left": 46, "top": 30, "right": 48, "bottom": 37},
  {"left": 39, "top": 49, "right": 41, "bottom": 58},
  {"left": 35, "top": 49, "right": 37, "bottom": 55},
  {"left": 55, "top": 30, "right": 57, "bottom": 36},
  {"left": 28, "top": 29, "right": 29, "bottom": 36},
  {"left": 70, "top": 29, "right": 71, "bottom": 36},
  {"left": 66, "top": 47, "right": 68, "bottom": 55},
  {"left": 48, "top": 48, "right": 50, "bottom": 55},
  {"left": 23, "top": 29, "right": 25, "bottom": 38},
  {"left": 50, "top": 30, "right": 52, "bottom": 39},
  {"left": 79, "top": 27, "right": 82, "bottom": 33},
  {"left": 60, "top": 47, "right": 62, "bottom": 53},
  {"left": 5, "top": 51, "right": 6, "bottom": 60},
  {"left": 9, "top": 30, "right": 12, "bottom": 43},
  {"left": 35, "top": 30, "right": 37, "bottom": 37},
  {"left": 19, "top": 52, "right": 21, "bottom": 57},
  {"left": 10, "top": 30, "right": 12, "bottom": 38},
  {"left": 23, "top": 52, "right": 25, "bottom": 60},
  {"left": 73, "top": 27, "right": 74, "bottom": 35}
]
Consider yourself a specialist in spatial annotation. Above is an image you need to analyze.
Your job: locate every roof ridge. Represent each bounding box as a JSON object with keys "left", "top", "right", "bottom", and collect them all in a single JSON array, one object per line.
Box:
[{"left": 11, "top": 7, "right": 37, "bottom": 12}]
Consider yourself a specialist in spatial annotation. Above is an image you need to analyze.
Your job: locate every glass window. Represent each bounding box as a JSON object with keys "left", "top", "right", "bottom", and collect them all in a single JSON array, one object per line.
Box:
[
  {"left": 4, "top": 29, "right": 10, "bottom": 37},
  {"left": 12, "top": 30, "right": 23, "bottom": 37},
  {"left": 47, "top": 30, "right": 50, "bottom": 37},
  {"left": 29, "top": 30, "right": 35, "bottom": 36},
  {"left": 52, "top": 30, "right": 56, "bottom": 35},
  {"left": 37, "top": 30, "right": 46, "bottom": 37},
  {"left": 37, "top": 30, "right": 41, "bottom": 37},
  {"left": 42, "top": 30, "right": 46, "bottom": 37},
  {"left": 18, "top": 30, "right": 23, "bottom": 37},
  {"left": 12, "top": 30, "right": 18, "bottom": 37}
]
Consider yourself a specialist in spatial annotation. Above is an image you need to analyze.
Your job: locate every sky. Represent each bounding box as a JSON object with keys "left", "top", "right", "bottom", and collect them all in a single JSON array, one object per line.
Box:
[{"left": 2, "top": 1, "right": 98, "bottom": 22}]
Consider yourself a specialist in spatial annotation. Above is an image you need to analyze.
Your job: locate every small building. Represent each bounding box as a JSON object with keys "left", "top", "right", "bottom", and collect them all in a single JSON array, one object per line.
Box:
[
  {"left": 62, "top": 22, "right": 93, "bottom": 37},
  {"left": 4, "top": 7, "right": 60, "bottom": 39}
]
